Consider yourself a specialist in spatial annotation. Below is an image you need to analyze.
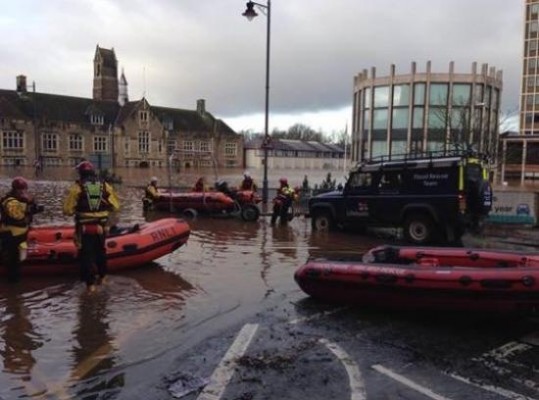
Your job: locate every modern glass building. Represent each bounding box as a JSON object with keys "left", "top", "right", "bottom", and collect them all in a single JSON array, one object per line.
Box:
[
  {"left": 351, "top": 61, "right": 503, "bottom": 164},
  {"left": 502, "top": 0, "right": 539, "bottom": 182}
]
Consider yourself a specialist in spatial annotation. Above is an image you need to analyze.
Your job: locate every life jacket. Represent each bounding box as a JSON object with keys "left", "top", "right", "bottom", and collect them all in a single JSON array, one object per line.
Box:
[
  {"left": 144, "top": 184, "right": 158, "bottom": 200},
  {"left": 75, "top": 180, "right": 109, "bottom": 214},
  {"left": 0, "top": 193, "right": 31, "bottom": 228}
]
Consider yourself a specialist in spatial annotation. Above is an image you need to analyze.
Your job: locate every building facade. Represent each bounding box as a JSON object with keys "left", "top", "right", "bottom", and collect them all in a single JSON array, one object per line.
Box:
[
  {"left": 502, "top": 0, "right": 539, "bottom": 182},
  {"left": 352, "top": 61, "right": 502, "bottom": 165},
  {"left": 0, "top": 45, "right": 242, "bottom": 171},
  {"left": 244, "top": 138, "right": 347, "bottom": 171}
]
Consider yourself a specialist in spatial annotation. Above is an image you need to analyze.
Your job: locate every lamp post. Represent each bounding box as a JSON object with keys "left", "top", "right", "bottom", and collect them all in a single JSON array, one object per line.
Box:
[{"left": 242, "top": 0, "right": 271, "bottom": 204}]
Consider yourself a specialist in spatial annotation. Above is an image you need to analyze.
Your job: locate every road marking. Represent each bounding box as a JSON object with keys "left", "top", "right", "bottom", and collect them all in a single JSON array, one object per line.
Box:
[
  {"left": 372, "top": 364, "right": 453, "bottom": 400},
  {"left": 320, "top": 338, "right": 366, "bottom": 400},
  {"left": 289, "top": 307, "right": 347, "bottom": 325},
  {"left": 197, "top": 323, "right": 258, "bottom": 400},
  {"left": 448, "top": 372, "right": 538, "bottom": 400}
]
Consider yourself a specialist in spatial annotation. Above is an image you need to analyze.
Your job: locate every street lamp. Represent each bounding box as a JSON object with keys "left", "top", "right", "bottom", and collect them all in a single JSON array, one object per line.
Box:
[{"left": 242, "top": 0, "right": 271, "bottom": 204}]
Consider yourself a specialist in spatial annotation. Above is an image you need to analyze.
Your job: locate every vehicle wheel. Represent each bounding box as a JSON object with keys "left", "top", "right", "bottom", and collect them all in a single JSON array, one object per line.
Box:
[
  {"left": 403, "top": 214, "right": 434, "bottom": 245},
  {"left": 182, "top": 208, "right": 198, "bottom": 220},
  {"left": 311, "top": 211, "right": 334, "bottom": 231},
  {"left": 240, "top": 204, "right": 260, "bottom": 222}
]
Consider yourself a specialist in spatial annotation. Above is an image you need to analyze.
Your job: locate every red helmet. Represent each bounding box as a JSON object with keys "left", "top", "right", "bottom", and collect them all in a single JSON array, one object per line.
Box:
[
  {"left": 11, "top": 176, "right": 28, "bottom": 191},
  {"left": 76, "top": 161, "right": 95, "bottom": 175},
  {"left": 279, "top": 177, "right": 288, "bottom": 185}
]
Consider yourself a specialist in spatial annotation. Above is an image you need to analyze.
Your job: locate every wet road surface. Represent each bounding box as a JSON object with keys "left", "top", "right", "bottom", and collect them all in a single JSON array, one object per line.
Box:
[{"left": 0, "top": 179, "right": 538, "bottom": 399}]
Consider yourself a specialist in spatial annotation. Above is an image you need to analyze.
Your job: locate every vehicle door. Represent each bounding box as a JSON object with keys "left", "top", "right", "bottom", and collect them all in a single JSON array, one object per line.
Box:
[
  {"left": 368, "top": 170, "right": 403, "bottom": 224},
  {"left": 343, "top": 171, "right": 375, "bottom": 227}
]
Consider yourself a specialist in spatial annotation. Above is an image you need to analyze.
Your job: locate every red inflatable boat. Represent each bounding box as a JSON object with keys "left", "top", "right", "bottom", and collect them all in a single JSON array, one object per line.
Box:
[
  {"left": 2, "top": 218, "right": 190, "bottom": 277},
  {"left": 294, "top": 245, "right": 539, "bottom": 313},
  {"left": 153, "top": 189, "right": 261, "bottom": 221}
]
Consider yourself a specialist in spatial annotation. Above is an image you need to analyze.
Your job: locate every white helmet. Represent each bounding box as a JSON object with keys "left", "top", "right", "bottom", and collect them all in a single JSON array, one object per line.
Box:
[
  {"left": 150, "top": 176, "right": 158, "bottom": 183},
  {"left": 244, "top": 171, "right": 251, "bottom": 178}
]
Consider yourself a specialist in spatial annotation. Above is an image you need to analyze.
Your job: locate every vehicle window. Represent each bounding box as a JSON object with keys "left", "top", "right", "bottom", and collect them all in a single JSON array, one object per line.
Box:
[
  {"left": 348, "top": 172, "right": 372, "bottom": 189},
  {"left": 379, "top": 172, "right": 401, "bottom": 189}
]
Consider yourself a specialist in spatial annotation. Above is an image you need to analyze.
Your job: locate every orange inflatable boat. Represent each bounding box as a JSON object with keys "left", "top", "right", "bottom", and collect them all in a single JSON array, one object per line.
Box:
[{"left": 2, "top": 218, "right": 190, "bottom": 277}]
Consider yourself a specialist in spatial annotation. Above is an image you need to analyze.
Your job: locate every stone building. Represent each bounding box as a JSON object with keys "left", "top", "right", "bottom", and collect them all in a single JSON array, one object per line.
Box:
[{"left": 0, "top": 45, "right": 242, "bottom": 170}]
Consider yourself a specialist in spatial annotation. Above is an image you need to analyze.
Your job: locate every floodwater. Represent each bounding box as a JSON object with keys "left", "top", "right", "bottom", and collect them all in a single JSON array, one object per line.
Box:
[
  {"left": 0, "top": 171, "right": 382, "bottom": 399},
  {"left": 0, "top": 168, "right": 538, "bottom": 399}
]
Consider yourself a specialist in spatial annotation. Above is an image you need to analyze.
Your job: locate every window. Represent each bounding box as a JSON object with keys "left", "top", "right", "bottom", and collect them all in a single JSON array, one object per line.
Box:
[
  {"left": 183, "top": 140, "right": 194, "bottom": 151},
  {"left": 224, "top": 142, "right": 237, "bottom": 157},
  {"left": 474, "top": 84, "right": 484, "bottom": 103},
  {"left": 427, "top": 109, "right": 446, "bottom": 129},
  {"left": 392, "top": 108, "right": 409, "bottom": 129},
  {"left": 363, "top": 87, "right": 371, "bottom": 109},
  {"left": 362, "top": 110, "right": 370, "bottom": 133},
  {"left": 414, "top": 83, "right": 426, "bottom": 105},
  {"left": 392, "top": 85, "right": 410, "bottom": 107},
  {"left": 200, "top": 140, "right": 212, "bottom": 153},
  {"left": 69, "top": 134, "right": 83, "bottom": 151},
  {"left": 42, "top": 133, "right": 58, "bottom": 153},
  {"left": 167, "top": 139, "right": 176, "bottom": 154},
  {"left": 349, "top": 172, "right": 372, "bottom": 189},
  {"left": 373, "top": 86, "right": 390, "bottom": 107},
  {"left": 93, "top": 136, "right": 108, "bottom": 153},
  {"left": 412, "top": 108, "right": 424, "bottom": 129},
  {"left": 140, "top": 111, "right": 148, "bottom": 122},
  {"left": 139, "top": 131, "right": 150, "bottom": 153},
  {"left": 124, "top": 140, "right": 130, "bottom": 155},
  {"left": 2, "top": 131, "right": 24, "bottom": 150},
  {"left": 373, "top": 109, "right": 388, "bottom": 130},
  {"left": 429, "top": 84, "right": 448, "bottom": 106},
  {"left": 452, "top": 84, "right": 471, "bottom": 106},
  {"left": 91, "top": 114, "right": 104, "bottom": 125}
]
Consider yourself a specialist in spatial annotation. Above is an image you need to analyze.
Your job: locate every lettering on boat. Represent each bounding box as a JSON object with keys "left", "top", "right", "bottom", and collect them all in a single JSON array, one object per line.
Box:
[
  {"left": 151, "top": 227, "right": 176, "bottom": 242},
  {"left": 322, "top": 264, "right": 407, "bottom": 276}
]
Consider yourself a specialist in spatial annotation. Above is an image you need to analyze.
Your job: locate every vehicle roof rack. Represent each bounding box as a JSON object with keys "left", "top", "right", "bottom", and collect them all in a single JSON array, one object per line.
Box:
[{"left": 355, "top": 149, "right": 485, "bottom": 169}]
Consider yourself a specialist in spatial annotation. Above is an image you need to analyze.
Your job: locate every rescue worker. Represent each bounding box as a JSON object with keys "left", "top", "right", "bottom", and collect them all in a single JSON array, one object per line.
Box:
[
  {"left": 63, "top": 161, "right": 120, "bottom": 292},
  {"left": 0, "top": 177, "right": 43, "bottom": 282},
  {"left": 193, "top": 177, "right": 205, "bottom": 192},
  {"left": 142, "top": 176, "right": 159, "bottom": 211},
  {"left": 271, "top": 177, "right": 297, "bottom": 225},
  {"left": 239, "top": 171, "right": 257, "bottom": 192}
]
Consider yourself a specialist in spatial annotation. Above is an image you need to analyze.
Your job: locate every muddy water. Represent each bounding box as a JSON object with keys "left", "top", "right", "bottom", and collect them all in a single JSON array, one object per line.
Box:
[{"left": 0, "top": 174, "right": 383, "bottom": 399}]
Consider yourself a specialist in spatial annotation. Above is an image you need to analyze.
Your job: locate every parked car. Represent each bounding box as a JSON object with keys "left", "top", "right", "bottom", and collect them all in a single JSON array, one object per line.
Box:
[{"left": 307, "top": 150, "right": 493, "bottom": 245}]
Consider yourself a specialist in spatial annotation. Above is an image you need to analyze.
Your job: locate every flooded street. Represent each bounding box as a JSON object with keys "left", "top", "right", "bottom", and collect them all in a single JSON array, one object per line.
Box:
[{"left": 0, "top": 171, "right": 538, "bottom": 399}]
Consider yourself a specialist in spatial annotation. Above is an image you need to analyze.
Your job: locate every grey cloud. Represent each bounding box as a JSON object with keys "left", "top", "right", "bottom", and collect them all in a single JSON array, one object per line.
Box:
[{"left": 0, "top": 0, "right": 523, "bottom": 123}]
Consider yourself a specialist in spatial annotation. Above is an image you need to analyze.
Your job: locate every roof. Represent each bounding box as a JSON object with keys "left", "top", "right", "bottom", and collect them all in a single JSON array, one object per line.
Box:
[
  {"left": 0, "top": 89, "right": 119, "bottom": 126},
  {"left": 245, "top": 137, "right": 344, "bottom": 153}
]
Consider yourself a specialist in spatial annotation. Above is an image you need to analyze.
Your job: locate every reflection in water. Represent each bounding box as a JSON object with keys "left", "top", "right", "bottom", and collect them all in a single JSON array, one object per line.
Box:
[
  {"left": 0, "top": 171, "right": 398, "bottom": 399},
  {"left": 71, "top": 291, "right": 124, "bottom": 398},
  {"left": 0, "top": 289, "right": 41, "bottom": 377}
]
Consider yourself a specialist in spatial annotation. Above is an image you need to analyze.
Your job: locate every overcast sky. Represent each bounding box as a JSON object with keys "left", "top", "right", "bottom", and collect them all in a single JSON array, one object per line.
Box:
[{"left": 0, "top": 0, "right": 523, "bottom": 134}]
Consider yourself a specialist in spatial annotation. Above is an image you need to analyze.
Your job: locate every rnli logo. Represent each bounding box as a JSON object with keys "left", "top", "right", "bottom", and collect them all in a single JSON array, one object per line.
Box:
[{"left": 151, "top": 227, "right": 176, "bottom": 242}]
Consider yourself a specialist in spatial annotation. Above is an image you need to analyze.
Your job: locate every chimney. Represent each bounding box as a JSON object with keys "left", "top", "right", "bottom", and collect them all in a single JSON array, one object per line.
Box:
[
  {"left": 197, "top": 99, "right": 206, "bottom": 116},
  {"left": 16, "top": 75, "right": 27, "bottom": 93}
]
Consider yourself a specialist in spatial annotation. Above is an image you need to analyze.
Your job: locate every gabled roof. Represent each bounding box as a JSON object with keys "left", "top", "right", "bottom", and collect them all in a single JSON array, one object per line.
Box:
[{"left": 0, "top": 89, "right": 119, "bottom": 126}]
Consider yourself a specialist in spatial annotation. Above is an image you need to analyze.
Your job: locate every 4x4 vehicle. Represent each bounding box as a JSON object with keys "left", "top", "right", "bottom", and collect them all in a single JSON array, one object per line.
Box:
[{"left": 308, "top": 151, "right": 492, "bottom": 245}]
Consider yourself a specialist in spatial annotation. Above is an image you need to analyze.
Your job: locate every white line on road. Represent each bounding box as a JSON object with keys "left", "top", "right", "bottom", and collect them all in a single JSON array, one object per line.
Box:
[
  {"left": 448, "top": 372, "right": 538, "bottom": 400},
  {"left": 320, "top": 338, "right": 366, "bottom": 400},
  {"left": 197, "top": 323, "right": 259, "bottom": 400},
  {"left": 372, "top": 364, "right": 453, "bottom": 400}
]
